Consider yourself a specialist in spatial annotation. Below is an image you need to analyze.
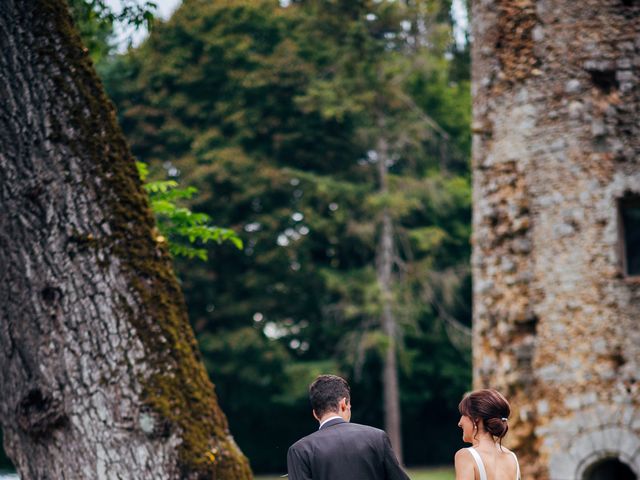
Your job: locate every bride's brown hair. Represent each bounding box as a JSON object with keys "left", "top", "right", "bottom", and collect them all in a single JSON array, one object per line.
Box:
[{"left": 459, "top": 389, "right": 510, "bottom": 446}]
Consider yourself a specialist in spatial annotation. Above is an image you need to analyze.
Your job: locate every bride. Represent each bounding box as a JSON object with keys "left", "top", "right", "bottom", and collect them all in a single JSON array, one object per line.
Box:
[{"left": 454, "top": 389, "right": 521, "bottom": 480}]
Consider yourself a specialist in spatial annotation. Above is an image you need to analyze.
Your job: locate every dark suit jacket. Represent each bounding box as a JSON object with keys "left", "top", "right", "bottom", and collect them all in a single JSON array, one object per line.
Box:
[{"left": 287, "top": 418, "right": 410, "bottom": 480}]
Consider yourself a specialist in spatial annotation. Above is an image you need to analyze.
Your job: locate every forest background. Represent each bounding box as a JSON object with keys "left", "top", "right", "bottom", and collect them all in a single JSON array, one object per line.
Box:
[{"left": 1, "top": 0, "right": 472, "bottom": 474}]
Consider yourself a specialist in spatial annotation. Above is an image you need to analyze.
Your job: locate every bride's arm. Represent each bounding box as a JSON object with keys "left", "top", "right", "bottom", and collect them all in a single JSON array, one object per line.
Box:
[{"left": 454, "top": 449, "right": 475, "bottom": 480}]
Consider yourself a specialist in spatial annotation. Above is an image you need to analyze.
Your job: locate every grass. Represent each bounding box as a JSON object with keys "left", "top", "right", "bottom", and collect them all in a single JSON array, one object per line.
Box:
[
  {"left": 256, "top": 466, "right": 454, "bottom": 480},
  {"left": 408, "top": 467, "right": 455, "bottom": 480}
]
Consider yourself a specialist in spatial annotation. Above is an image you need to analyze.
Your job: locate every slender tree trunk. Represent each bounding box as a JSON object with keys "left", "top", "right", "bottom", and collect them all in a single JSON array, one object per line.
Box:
[
  {"left": 375, "top": 128, "right": 403, "bottom": 464},
  {"left": 0, "top": 1, "right": 251, "bottom": 478}
]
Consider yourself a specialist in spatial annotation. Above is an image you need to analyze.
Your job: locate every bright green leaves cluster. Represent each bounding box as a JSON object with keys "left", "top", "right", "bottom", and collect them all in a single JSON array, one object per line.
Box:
[{"left": 136, "top": 161, "right": 242, "bottom": 260}]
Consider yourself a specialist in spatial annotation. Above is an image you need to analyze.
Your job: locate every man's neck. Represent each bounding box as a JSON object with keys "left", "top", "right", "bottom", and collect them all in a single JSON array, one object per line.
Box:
[{"left": 318, "top": 413, "right": 343, "bottom": 429}]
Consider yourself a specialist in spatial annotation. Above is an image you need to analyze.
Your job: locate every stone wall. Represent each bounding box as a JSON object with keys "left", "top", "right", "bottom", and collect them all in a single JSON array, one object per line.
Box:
[{"left": 471, "top": 1, "right": 640, "bottom": 478}]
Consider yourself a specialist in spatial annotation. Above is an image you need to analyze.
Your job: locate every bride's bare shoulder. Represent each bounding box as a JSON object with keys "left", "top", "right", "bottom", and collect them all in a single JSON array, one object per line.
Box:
[
  {"left": 454, "top": 449, "right": 475, "bottom": 478},
  {"left": 499, "top": 446, "right": 516, "bottom": 456},
  {"left": 454, "top": 448, "right": 474, "bottom": 465}
]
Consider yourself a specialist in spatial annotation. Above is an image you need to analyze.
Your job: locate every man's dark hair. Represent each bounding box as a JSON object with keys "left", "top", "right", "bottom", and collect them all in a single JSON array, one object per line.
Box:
[{"left": 309, "top": 375, "right": 350, "bottom": 417}]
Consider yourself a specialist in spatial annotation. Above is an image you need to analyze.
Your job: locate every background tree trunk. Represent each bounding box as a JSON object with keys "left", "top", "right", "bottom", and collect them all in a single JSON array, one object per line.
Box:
[
  {"left": 0, "top": 0, "right": 252, "bottom": 478},
  {"left": 375, "top": 130, "right": 403, "bottom": 464}
]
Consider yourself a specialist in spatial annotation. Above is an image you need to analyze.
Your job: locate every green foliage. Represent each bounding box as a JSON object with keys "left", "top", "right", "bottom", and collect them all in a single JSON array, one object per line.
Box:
[
  {"left": 104, "top": 0, "right": 472, "bottom": 471},
  {"left": 136, "top": 161, "right": 242, "bottom": 260},
  {"left": 67, "top": 0, "right": 114, "bottom": 63},
  {"left": 67, "top": 0, "right": 157, "bottom": 64}
]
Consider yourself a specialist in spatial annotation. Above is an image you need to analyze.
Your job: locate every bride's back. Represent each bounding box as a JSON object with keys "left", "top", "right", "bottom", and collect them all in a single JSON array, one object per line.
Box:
[{"left": 467, "top": 445, "right": 519, "bottom": 480}]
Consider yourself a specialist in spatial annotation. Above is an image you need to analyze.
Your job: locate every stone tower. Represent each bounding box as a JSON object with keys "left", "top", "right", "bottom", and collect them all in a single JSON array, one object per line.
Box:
[{"left": 471, "top": 1, "right": 640, "bottom": 478}]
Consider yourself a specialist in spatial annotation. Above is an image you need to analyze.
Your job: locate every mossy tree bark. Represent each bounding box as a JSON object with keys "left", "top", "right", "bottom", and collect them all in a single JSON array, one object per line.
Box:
[{"left": 0, "top": 0, "right": 252, "bottom": 478}]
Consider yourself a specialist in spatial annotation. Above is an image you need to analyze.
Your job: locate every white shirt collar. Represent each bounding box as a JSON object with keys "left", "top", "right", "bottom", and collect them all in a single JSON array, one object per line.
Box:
[{"left": 318, "top": 415, "right": 343, "bottom": 430}]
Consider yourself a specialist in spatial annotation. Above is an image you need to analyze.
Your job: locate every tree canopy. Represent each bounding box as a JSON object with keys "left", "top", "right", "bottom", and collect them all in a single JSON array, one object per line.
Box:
[{"left": 99, "top": 0, "right": 471, "bottom": 471}]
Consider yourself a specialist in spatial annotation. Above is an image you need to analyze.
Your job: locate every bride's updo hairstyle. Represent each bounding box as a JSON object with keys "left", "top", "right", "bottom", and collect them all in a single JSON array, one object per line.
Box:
[{"left": 459, "top": 389, "right": 511, "bottom": 445}]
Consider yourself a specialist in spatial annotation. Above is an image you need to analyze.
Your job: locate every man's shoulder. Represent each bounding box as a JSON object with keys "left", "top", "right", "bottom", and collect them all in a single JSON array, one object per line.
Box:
[
  {"left": 289, "top": 432, "right": 315, "bottom": 452},
  {"left": 341, "top": 422, "right": 386, "bottom": 435},
  {"left": 290, "top": 422, "right": 386, "bottom": 450},
  {"left": 316, "top": 422, "right": 388, "bottom": 441},
  {"left": 288, "top": 428, "right": 327, "bottom": 451}
]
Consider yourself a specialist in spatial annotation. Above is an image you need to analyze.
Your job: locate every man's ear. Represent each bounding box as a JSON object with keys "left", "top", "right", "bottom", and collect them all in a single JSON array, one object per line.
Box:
[
  {"left": 312, "top": 409, "right": 321, "bottom": 421},
  {"left": 339, "top": 397, "right": 348, "bottom": 412}
]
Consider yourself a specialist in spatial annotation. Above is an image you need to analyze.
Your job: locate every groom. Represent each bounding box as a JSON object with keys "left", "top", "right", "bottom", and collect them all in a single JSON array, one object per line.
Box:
[{"left": 287, "top": 375, "right": 410, "bottom": 480}]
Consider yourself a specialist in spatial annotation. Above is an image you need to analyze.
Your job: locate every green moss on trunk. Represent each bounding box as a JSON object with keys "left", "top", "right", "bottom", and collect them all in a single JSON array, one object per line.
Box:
[{"left": 35, "top": 1, "right": 253, "bottom": 477}]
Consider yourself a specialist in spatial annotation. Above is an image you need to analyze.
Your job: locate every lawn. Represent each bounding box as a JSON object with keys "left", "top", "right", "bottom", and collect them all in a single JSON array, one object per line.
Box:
[
  {"left": 256, "top": 466, "right": 454, "bottom": 480},
  {"left": 408, "top": 467, "right": 454, "bottom": 480}
]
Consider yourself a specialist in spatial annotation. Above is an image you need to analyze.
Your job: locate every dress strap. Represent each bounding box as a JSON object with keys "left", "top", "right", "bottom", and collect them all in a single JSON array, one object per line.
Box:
[
  {"left": 466, "top": 447, "right": 488, "bottom": 480},
  {"left": 509, "top": 451, "right": 521, "bottom": 480}
]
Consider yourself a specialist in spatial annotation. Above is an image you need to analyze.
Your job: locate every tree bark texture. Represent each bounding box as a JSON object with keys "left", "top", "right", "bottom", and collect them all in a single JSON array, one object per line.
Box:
[
  {"left": 0, "top": 1, "right": 252, "bottom": 478},
  {"left": 375, "top": 132, "right": 403, "bottom": 464}
]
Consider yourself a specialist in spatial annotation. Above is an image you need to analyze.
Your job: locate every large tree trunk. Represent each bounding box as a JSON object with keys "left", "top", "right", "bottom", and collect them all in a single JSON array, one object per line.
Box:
[
  {"left": 0, "top": 1, "right": 252, "bottom": 478},
  {"left": 375, "top": 130, "right": 403, "bottom": 464}
]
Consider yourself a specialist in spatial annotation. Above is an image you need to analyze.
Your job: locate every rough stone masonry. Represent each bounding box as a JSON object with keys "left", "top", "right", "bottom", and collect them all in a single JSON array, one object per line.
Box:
[{"left": 471, "top": 0, "right": 640, "bottom": 478}]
